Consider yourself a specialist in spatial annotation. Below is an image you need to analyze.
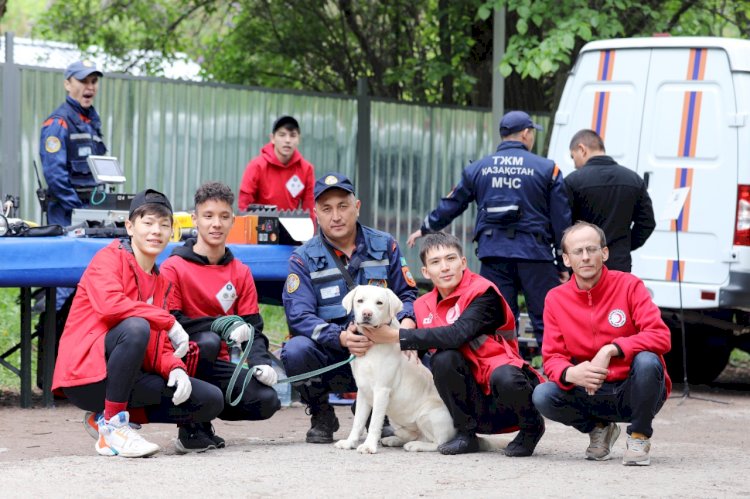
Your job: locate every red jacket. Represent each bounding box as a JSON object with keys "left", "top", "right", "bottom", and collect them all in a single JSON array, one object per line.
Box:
[
  {"left": 414, "top": 269, "right": 541, "bottom": 395},
  {"left": 542, "top": 266, "right": 672, "bottom": 395},
  {"left": 52, "top": 239, "right": 184, "bottom": 393},
  {"left": 238, "top": 142, "right": 316, "bottom": 217}
]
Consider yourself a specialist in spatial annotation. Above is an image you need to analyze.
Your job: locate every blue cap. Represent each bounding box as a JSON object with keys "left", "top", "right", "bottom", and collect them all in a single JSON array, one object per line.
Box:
[
  {"left": 64, "top": 60, "right": 103, "bottom": 80},
  {"left": 314, "top": 173, "right": 355, "bottom": 200},
  {"left": 499, "top": 110, "right": 543, "bottom": 137}
]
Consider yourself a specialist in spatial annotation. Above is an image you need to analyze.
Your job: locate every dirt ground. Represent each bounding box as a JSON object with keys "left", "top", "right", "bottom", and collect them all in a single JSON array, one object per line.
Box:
[{"left": 1, "top": 372, "right": 750, "bottom": 498}]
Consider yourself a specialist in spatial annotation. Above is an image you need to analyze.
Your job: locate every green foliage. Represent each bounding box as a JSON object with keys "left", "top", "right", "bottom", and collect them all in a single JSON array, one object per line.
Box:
[
  {"left": 481, "top": 0, "right": 750, "bottom": 82},
  {"left": 30, "top": 0, "right": 750, "bottom": 111},
  {"left": 259, "top": 303, "right": 289, "bottom": 350},
  {"left": 34, "top": 0, "right": 491, "bottom": 106},
  {"left": 729, "top": 348, "right": 750, "bottom": 368},
  {"left": 0, "top": 288, "right": 37, "bottom": 389}
]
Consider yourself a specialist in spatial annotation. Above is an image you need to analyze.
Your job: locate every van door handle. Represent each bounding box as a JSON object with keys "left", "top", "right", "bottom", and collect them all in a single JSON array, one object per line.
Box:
[{"left": 644, "top": 171, "right": 651, "bottom": 189}]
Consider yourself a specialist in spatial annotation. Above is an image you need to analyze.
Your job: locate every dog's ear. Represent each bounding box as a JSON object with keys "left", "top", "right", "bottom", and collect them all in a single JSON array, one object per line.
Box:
[
  {"left": 342, "top": 287, "right": 358, "bottom": 314},
  {"left": 385, "top": 288, "right": 403, "bottom": 318}
]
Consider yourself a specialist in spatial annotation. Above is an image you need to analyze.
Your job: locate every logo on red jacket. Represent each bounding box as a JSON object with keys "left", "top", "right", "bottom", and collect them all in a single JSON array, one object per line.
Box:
[
  {"left": 216, "top": 281, "right": 238, "bottom": 313},
  {"left": 608, "top": 309, "right": 627, "bottom": 328},
  {"left": 422, "top": 313, "right": 433, "bottom": 325},
  {"left": 446, "top": 304, "right": 461, "bottom": 324}
]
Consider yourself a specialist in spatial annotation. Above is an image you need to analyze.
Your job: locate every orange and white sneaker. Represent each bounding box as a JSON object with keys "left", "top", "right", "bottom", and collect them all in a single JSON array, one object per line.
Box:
[
  {"left": 84, "top": 411, "right": 142, "bottom": 439},
  {"left": 95, "top": 411, "right": 160, "bottom": 458}
]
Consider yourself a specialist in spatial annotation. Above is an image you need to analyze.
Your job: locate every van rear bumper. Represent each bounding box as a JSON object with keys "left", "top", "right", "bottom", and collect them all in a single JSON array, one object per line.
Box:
[{"left": 719, "top": 270, "right": 750, "bottom": 310}]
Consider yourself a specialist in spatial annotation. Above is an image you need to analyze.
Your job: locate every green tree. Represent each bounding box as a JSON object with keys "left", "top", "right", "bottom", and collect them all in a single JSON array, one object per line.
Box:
[
  {"left": 34, "top": 0, "right": 750, "bottom": 111},
  {"left": 480, "top": 0, "right": 750, "bottom": 111},
  {"left": 35, "top": 0, "right": 494, "bottom": 106}
]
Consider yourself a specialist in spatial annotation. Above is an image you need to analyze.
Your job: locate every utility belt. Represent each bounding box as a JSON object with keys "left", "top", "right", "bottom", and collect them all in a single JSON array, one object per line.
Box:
[
  {"left": 479, "top": 226, "right": 547, "bottom": 244},
  {"left": 46, "top": 187, "right": 97, "bottom": 205}
]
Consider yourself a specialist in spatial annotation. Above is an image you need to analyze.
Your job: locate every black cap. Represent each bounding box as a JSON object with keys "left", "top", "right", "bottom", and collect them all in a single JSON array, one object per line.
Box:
[
  {"left": 499, "top": 110, "right": 543, "bottom": 137},
  {"left": 272, "top": 115, "right": 300, "bottom": 133},
  {"left": 128, "top": 189, "right": 173, "bottom": 218},
  {"left": 313, "top": 173, "right": 355, "bottom": 200}
]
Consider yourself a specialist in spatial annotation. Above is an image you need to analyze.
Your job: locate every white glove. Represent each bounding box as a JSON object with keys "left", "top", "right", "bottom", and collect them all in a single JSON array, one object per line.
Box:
[
  {"left": 167, "top": 368, "right": 192, "bottom": 405},
  {"left": 229, "top": 323, "right": 252, "bottom": 344},
  {"left": 254, "top": 365, "right": 278, "bottom": 386},
  {"left": 168, "top": 321, "right": 189, "bottom": 358}
]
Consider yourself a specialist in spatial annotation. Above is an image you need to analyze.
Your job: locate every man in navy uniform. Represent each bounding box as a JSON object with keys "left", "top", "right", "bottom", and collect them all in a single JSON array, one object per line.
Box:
[
  {"left": 40, "top": 60, "right": 108, "bottom": 309},
  {"left": 40, "top": 60, "right": 107, "bottom": 227},
  {"left": 407, "top": 110, "right": 571, "bottom": 348},
  {"left": 282, "top": 172, "right": 418, "bottom": 444}
]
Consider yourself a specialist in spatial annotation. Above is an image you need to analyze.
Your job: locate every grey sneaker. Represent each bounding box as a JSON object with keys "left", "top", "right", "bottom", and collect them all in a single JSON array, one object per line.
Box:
[
  {"left": 623, "top": 435, "right": 651, "bottom": 466},
  {"left": 585, "top": 422, "right": 621, "bottom": 461}
]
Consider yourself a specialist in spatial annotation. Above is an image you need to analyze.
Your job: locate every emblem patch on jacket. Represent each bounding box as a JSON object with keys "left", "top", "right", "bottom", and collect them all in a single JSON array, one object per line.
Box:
[
  {"left": 45, "top": 136, "right": 61, "bottom": 153},
  {"left": 422, "top": 313, "right": 433, "bottom": 325},
  {"left": 608, "top": 309, "right": 627, "bottom": 328},
  {"left": 286, "top": 175, "right": 304, "bottom": 197},
  {"left": 446, "top": 303, "right": 461, "bottom": 324},
  {"left": 286, "top": 273, "right": 300, "bottom": 294},
  {"left": 216, "top": 282, "right": 238, "bottom": 313}
]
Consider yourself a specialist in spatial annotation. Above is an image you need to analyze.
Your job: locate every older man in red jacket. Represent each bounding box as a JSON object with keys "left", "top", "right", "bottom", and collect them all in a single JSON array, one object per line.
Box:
[{"left": 532, "top": 221, "right": 671, "bottom": 466}]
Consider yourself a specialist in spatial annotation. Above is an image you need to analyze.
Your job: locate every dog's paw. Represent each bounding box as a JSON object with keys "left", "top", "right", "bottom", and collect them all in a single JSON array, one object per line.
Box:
[
  {"left": 404, "top": 441, "right": 438, "bottom": 452},
  {"left": 357, "top": 442, "right": 378, "bottom": 454},
  {"left": 334, "top": 439, "right": 356, "bottom": 450},
  {"left": 380, "top": 436, "right": 405, "bottom": 447}
]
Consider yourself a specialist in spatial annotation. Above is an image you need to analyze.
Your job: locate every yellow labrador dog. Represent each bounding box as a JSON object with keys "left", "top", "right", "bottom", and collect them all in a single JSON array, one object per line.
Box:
[{"left": 335, "top": 284, "right": 456, "bottom": 454}]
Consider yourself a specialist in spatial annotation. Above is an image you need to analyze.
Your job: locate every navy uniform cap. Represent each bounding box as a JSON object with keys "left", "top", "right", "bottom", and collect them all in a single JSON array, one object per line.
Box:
[
  {"left": 314, "top": 173, "right": 355, "bottom": 200},
  {"left": 499, "top": 110, "right": 543, "bottom": 137},
  {"left": 64, "top": 60, "right": 103, "bottom": 80}
]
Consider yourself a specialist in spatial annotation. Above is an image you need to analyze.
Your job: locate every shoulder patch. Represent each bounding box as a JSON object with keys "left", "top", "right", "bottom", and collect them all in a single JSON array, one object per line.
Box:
[
  {"left": 45, "top": 136, "right": 62, "bottom": 153},
  {"left": 286, "top": 273, "right": 300, "bottom": 294},
  {"left": 402, "top": 266, "right": 417, "bottom": 288}
]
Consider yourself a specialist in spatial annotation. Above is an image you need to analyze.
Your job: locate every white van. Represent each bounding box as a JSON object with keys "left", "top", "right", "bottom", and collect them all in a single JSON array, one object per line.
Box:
[{"left": 548, "top": 37, "right": 750, "bottom": 383}]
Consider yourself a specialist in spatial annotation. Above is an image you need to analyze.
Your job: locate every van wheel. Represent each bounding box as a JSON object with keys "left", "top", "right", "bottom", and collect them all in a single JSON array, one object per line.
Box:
[{"left": 664, "top": 322, "right": 732, "bottom": 384}]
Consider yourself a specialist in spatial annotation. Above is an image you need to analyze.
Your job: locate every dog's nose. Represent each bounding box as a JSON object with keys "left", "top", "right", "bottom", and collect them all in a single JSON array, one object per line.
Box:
[{"left": 361, "top": 309, "right": 372, "bottom": 321}]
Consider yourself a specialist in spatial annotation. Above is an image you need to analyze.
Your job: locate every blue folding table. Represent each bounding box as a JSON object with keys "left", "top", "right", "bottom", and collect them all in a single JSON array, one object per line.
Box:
[{"left": 0, "top": 237, "right": 294, "bottom": 407}]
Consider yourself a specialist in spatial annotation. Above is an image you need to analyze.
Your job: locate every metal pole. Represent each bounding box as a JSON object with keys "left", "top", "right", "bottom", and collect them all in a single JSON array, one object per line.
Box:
[
  {"left": 356, "top": 77, "right": 373, "bottom": 227},
  {"left": 2, "top": 33, "right": 21, "bottom": 200},
  {"left": 492, "top": 7, "right": 506, "bottom": 144},
  {"left": 20, "top": 287, "right": 32, "bottom": 408}
]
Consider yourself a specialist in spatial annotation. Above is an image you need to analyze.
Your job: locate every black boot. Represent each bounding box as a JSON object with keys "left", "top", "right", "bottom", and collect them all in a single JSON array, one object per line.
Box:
[
  {"left": 438, "top": 431, "right": 480, "bottom": 455},
  {"left": 306, "top": 404, "right": 340, "bottom": 444},
  {"left": 505, "top": 419, "right": 545, "bottom": 457}
]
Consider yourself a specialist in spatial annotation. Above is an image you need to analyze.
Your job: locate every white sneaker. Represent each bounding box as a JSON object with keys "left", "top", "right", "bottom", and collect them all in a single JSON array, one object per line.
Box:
[
  {"left": 95, "top": 411, "right": 160, "bottom": 458},
  {"left": 84, "top": 411, "right": 141, "bottom": 439},
  {"left": 585, "top": 422, "right": 621, "bottom": 461},
  {"left": 623, "top": 435, "right": 651, "bottom": 466}
]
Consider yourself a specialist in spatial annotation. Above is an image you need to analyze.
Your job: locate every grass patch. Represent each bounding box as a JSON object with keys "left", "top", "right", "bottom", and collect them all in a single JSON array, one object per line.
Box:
[
  {"left": 0, "top": 288, "right": 40, "bottom": 389},
  {"left": 259, "top": 303, "right": 289, "bottom": 351},
  {"left": 729, "top": 348, "right": 750, "bottom": 368}
]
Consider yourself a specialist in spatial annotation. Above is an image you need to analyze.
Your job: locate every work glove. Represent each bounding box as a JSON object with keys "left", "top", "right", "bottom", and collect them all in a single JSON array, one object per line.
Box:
[
  {"left": 168, "top": 321, "right": 190, "bottom": 358},
  {"left": 254, "top": 365, "right": 278, "bottom": 386},
  {"left": 167, "top": 368, "right": 192, "bottom": 405},
  {"left": 228, "top": 323, "right": 252, "bottom": 345}
]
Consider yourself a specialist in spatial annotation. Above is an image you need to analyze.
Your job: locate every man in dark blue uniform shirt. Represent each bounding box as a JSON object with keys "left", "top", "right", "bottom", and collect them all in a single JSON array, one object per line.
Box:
[
  {"left": 40, "top": 60, "right": 108, "bottom": 309},
  {"left": 282, "top": 172, "right": 418, "bottom": 444},
  {"left": 407, "top": 111, "right": 571, "bottom": 349},
  {"left": 40, "top": 60, "right": 108, "bottom": 227}
]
